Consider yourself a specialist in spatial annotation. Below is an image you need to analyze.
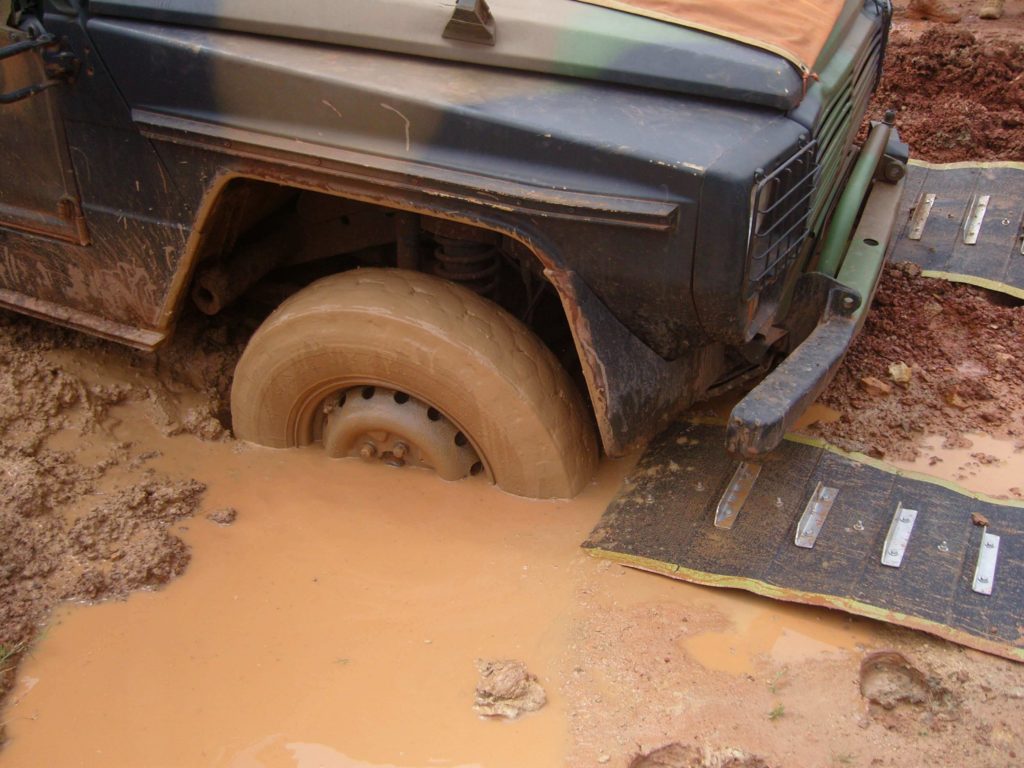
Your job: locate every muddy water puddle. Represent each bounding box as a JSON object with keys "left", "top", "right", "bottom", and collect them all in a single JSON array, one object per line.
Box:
[
  {"left": 889, "top": 431, "right": 1024, "bottom": 500},
  {"left": 4, "top": 400, "right": 1024, "bottom": 766},
  {"left": 679, "top": 595, "right": 871, "bottom": 676},
  {"left": 2, "top": 409, "right": 898, "bottom": 768},
  {"left": 4, "top": 416, "right": 593, "bottom": 768}
]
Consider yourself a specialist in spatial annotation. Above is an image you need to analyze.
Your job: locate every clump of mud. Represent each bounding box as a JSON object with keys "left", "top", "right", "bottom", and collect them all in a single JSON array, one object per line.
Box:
[
  {"left": 473, "top": 659, "right": 547, "bottom": 719},
  {"left": 0, "top": 309, "right": 234, "bottom": 732},
  {"left": 868, "top": 28, "right": 1024, "bottom": 162},
  {"left": 628, "top": 743, "right": 770, "bottom": 768},
  {"left": 812, "top": 263, "right": 1024, "bottom": 461}
]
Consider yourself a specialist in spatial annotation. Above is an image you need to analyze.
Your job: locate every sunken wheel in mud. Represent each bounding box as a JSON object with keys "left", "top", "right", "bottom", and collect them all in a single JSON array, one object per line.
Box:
[{"left": 230, "top": 268, "right": 598, "bottom": 498}]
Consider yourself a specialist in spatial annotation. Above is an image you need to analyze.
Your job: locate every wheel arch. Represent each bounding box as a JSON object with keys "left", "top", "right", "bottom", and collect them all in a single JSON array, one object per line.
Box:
[{"left": 164, "top": 170, "right": 632, "bottom": 454}]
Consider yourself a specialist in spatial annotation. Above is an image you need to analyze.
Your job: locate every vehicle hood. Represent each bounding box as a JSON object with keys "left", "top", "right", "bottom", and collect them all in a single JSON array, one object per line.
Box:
[{"left": 88, "top": 0, "right": 805, "bottom": 110}]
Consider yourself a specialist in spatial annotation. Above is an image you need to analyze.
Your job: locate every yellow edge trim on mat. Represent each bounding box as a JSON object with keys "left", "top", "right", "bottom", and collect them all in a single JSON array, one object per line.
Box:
[
  {"left": 687, "top": 415, "right": 1024, "bottom": 509},
  {"left": 785, "top": 432, "right": 1024, "bottom": 508},
  {"left": 573, "top": 0, "right": 809, "bottom": 74},
  {"left": 909, "top": 158, "right": 1024, "bottom": 171},
  {"left": 919, "top": 270, "right": 1024, "bottom": 302},
  {"left": 586, "top": 547, "right": 1024, "bottom": 662}
]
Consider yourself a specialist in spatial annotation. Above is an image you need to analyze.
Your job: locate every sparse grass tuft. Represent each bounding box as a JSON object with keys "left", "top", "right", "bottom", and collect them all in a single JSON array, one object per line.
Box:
[
  {"left": 0, "top": 641, "right": 27, "bottom": 674},
  {"left": 767, "top": 665, "right": 790, "bottom": 694},
  {"left": 768, "top": 703, "right": 785, "bottom": 721}
]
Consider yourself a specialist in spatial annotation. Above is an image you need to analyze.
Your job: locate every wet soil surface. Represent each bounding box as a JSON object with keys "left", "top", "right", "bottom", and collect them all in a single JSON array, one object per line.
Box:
[
  {"left": 0, "top": 296, "right": 1021, "bottom": 767},
  {"left": 0, "top": 308, "right": 244, "bottom": 737},
  {"left": 810, "top": 262, "right": 1024, "bottom": 473},
  {"left": 873, "top": 2, "right": 1024, "bottom": 162}
]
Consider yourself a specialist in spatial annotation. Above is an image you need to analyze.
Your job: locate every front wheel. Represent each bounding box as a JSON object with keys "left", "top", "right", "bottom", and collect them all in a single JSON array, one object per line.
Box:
[{"left": 230, "top": 268, "right": 598, "bottom": 499}]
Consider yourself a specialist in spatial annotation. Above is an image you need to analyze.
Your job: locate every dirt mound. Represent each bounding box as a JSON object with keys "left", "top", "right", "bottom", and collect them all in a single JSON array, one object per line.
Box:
[
  {"left": 868, "top": 28, "right": 1024, "bottom": 162},
  {"left": 812, "top": 263, "right": 1024, "bottom": 462}
]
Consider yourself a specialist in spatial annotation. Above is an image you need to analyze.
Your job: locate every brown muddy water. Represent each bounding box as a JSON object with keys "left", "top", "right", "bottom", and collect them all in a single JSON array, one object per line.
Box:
[{"left": 3, "top": 406, "right": 1024, "bottom": 766}]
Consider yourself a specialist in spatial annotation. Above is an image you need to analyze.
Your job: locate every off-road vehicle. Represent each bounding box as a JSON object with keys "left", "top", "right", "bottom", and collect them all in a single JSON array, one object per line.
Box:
[{"left": 0, "top": 0, "right": 906, "bottom": 497}]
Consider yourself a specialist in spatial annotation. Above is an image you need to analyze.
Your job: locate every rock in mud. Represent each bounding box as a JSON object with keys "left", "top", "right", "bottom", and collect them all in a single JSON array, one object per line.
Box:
[
  {"left": 206, "top": 507, "right": 238, "bottom": 526},
  {"left": 628, "top": 743, "right": 769, "bottom": 768},
  {"left": 888, "top": 361, "right": 912, "bottom": 385},
  {"left": 859, "top": 376, "right": 892, "bottom": 397},
  {"left": 473, "top": 659, "right": 546, "bottom": 719}
]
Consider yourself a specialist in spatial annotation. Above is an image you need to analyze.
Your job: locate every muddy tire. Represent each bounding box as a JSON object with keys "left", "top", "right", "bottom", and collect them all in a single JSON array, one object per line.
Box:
[{"left": 230, "top": 268, "right": 598, "bottom": 498}]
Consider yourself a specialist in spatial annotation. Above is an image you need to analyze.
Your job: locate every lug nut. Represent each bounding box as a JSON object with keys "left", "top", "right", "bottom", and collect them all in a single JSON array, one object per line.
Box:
[
  {"left": 359, "top": 442, "right": 377, "bottom": 460},
  {"left": 392, "top": 442, "right": 408, "bottom": 460}
]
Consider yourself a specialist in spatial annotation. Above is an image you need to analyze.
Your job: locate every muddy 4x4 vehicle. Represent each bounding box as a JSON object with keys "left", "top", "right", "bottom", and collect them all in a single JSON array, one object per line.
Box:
[{"left": 1, "top": 0, "right": 906, "bottom": 498}]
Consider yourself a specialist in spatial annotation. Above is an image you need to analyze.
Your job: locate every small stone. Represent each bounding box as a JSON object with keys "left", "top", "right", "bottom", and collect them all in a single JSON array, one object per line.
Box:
[
  {"left": 888, "top": 362, "right": 912, "bottom": 385},
  {"left": 205, "top": 507, "right": 237, "bottom": 526},
  {"left": 860, "top": 376, "right": 892, "bottom": 397},
  {"left": 971, "top": 512, "right": 990, "bottom": 527},
  {"left": 945, "top": 390, "right": 969, "bottom": 409},
  {"left": 598, "top": 756, "right": 611, "bottom": 764}
]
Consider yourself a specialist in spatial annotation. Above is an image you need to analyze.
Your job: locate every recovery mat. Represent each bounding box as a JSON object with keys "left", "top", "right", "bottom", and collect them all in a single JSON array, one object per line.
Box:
[
  {"left": 891, "top": 160, "right": 1024, "bottom": 299},
  {"left": 584, "top": 422, "right": 1024, "bottom": 661}
]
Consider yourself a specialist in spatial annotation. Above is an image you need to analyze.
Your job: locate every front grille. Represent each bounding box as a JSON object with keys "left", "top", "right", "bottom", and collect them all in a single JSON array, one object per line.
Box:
[
  {"left": 744, "top": 16, "right": 884, "bottom": 298},
  {"left": 808, "top": 27, "right": 884, "bottom": 235}
]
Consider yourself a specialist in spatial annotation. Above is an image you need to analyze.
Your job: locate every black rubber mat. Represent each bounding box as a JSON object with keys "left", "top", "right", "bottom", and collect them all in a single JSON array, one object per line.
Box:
[
  {"left": 584, "top": 422, "right": 1024, "bottom": 662},
  {"left": 891, "top": 161, "right": 1024, "bottom": 299}
]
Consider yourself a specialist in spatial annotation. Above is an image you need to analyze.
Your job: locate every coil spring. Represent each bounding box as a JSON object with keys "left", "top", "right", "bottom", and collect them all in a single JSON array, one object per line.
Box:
[{"left": 431, "top": 235, "right": 501, "bottom": 297}]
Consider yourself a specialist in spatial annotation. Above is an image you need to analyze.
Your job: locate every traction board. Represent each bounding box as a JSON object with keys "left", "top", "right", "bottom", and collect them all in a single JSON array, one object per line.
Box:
[
  {"left": 584, "top": 422, "right": 1024, "bottom": 662},
  {"left": 892, "top": 161, "right": 1024, "bottom": 299}
]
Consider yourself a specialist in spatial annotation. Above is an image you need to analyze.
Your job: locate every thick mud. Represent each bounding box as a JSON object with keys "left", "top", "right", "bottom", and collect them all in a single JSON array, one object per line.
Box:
[
  {"left": 2, "top": 417, "right": 1022, "bottom": 768},
  {"left": 873, "top": 2, "right": 1024, "bottom": 162},
  {"left": 2, "top": 276, "right": 1023, "bottom": 768},
  {"left": 0, "top": 307, "right": 246, "bottom": 738},
  {"left": 1, "top": 297, "right": 1021, "bottom": 766}
]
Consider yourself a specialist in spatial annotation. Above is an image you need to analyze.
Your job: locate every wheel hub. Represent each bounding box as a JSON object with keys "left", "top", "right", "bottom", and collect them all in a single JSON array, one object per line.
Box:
[{"left": 321, "top": 386, "right": 483, "bottom": 481}]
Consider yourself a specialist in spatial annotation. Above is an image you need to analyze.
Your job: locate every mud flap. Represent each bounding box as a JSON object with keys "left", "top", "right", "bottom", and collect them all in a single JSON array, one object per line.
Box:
[
  {"left": 892, "top": 160, "right": 1024, "bottom": 299},
  {"left": 584, "top": 422, "right": 1024, "bottom": 662}
]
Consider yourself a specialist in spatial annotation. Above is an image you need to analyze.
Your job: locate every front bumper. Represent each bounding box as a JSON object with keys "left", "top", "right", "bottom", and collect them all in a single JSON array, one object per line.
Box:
[{"left": 725, "top": 123, "right": 906, "bottom": 459}]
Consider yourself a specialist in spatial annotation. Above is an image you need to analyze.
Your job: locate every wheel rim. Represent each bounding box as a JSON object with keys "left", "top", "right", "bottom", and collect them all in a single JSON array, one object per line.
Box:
[{"left": 320, "top": 385, "right": 485, "bottom": 481}]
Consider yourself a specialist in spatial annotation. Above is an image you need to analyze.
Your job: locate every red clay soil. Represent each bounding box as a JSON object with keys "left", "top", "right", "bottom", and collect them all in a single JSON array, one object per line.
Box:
[
  {"left": 812, "top": 262, "right": 1024, "bottom": 463},
  {"left": 867, "top": 26, "right": 1024, "bottom": 162}
]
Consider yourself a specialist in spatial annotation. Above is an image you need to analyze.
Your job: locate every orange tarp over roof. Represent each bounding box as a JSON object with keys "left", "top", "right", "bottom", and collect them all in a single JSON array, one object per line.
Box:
[{"left": 573, "top": 0, "right": 847, "bottom": 73}]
